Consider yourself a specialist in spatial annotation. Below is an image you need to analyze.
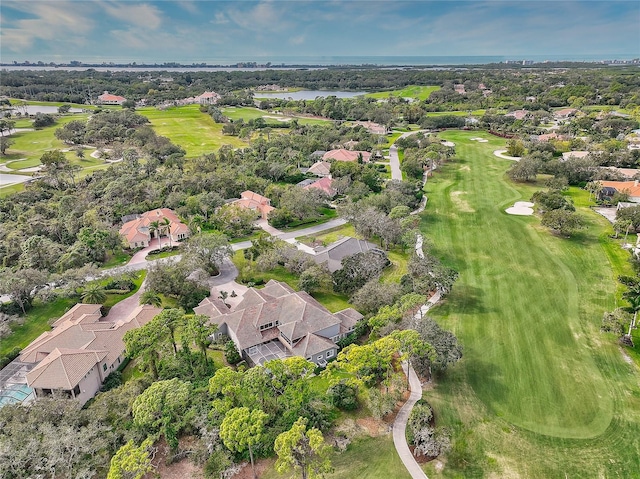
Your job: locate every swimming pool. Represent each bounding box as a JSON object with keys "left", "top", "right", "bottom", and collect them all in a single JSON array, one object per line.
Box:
[{"left": 0, "top": 383, "right": 35, "bottom": 406}]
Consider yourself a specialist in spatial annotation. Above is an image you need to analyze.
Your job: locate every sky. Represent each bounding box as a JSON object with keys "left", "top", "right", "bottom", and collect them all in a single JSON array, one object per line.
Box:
[{"left": 1, "top": 0, "right": 639, "bottom": 64}]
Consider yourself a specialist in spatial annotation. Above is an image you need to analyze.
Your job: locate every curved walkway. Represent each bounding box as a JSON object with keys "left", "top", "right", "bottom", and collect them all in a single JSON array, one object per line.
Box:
[
  {"left": 494, "top": 149, "right": 521, "bottom": 161},
  {"left": 389, "top": 130, "right": 428, "bottom": 181},
  {"left": 393, "top": 361, "right": 429, "bottom": 479}
]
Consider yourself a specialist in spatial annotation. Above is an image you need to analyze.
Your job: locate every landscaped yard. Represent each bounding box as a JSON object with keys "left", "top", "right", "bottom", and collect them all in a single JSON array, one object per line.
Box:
[
  {"left": 365, "top": 85, "right": 441, "bottom": 101},
  {"left": 261, "top": 435, "right": 410, "bottom": 479},
  {"left": 138, "top": 105, "right": 247, "bottom": 157},
  {"left": 221, "top": 106, "right": 331, "bottom": 125},
  {"left": 419, "top": 130, "right": 640, "bottom": 477}
]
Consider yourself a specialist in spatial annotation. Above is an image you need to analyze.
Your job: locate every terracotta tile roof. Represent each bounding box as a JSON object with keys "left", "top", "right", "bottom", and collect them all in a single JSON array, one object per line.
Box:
[
  {"left": 119, "top": 208, "right": 189, "bottom": 244},
  {"left": 304, "top": 177, "right": 336, "bottom": 197},
  {"left": 599, "top": 180, "right": 640, "bottom": 198},
  {"left": 98, "top": 92, "right": 126, "bottom": 102},
  {"left": 323, "top": 149, "right": 371, "bottom": 163},
  {"left": 231, "top": 191, "right": 275, "bottom": 219}
]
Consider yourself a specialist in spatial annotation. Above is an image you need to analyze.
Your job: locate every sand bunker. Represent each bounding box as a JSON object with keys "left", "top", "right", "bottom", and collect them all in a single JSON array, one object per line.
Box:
[
  {"left": 506, "top": 201, "right": 534, "bottom": 216},
  {"left": 441, "top": 141, "right": 455, "bottom": 147},
  {"left": 263, "top": 115, "right": 292, "bottom": 122},
  {"left": 470, "top": 137, "right": 489, "bottom": 143}
]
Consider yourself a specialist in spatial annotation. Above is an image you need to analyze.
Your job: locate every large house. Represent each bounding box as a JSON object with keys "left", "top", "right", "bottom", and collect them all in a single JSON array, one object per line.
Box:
[
  {"left": 323, "top": 149, "right": 371, "bottom": 163},
  {"left": 307, "top": 160, "right": 332, "bottom": 177},
  {"left": 97, "top": 91, "right": 126, "bottom": 105},
  {"left": 194, "top": 280, "right": 363, "bottom": 366},
  {"left": 119, "top": 208, "right": 189, "bottom": 249},
  {"left": 19, "top": 304, "right": 161, "bottom": 405},
  {"left": 231, "top": 190, "right": 275, "bottom": 220},
  {"left": 303, "top": 177, "right": 336, "bottom": 198},
  {"left": 598, "top": 180, "right": 640, "bottom": 203}
]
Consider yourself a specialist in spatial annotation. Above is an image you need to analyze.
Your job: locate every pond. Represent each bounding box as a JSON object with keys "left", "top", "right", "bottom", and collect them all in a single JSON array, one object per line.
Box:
[
  {"left": 5, "top": 105, "right": 84, "bottom": 115},
  {"left": 253, "top": 90, "right": 366, "bottom": 101}
]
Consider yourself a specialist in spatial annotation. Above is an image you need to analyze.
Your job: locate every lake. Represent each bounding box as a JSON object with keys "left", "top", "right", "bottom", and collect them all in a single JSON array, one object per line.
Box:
[{"left": 253, "top": 90, "right": 366, "bottom": 101}]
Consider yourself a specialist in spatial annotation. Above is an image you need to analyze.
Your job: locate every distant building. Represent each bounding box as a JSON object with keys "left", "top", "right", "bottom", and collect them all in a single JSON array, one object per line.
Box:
[
  {"left": 307, "top": 160, "right": 332, "bottom": 177},
  {"left": 599, "top": 180, "right": 640, "bottom": 203},
  {"left": 323, "top": 149, "right": 371, "bottom": 163},
  {"left": 505, "top": 110, "right": 529, "bottom": 120},
  {"left": 561, "top": 151, "right": 590, "bottom": 161},
  {"left": 195, "top": 91, "right": 221, "bottom": 105},
  {"left": 97, "top": 91, "right": 126, "bottom": 105},
  {"left": 303, "top": 177, "right": 337, "bottom": 198},
  {"left": 311, "top": 237, "right": 382, "bottom": 273},
  {"left": 554, "top": 108, "right": 578, "bottom": 120},
  {"left": 231, "top": 191, "right": 275, "bottom": 220}
]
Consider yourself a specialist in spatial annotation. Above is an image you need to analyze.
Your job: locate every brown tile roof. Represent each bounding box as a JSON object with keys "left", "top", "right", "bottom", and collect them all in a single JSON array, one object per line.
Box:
[
  {"left": 308, "top": 161, "right": 332, "bottom": 177},
  {"left": 292, "top": 333, "right": 336, "bottom": 358},
  {"left": 21, "top": 304, "right": 162, "bottom": 389},
  {"left": 323, "top": 149, "right": 371, "bottom": 163},
  {"left": 196, "top": 281, "right": 362, "bottom": 353},
  {"left": 27, "top": 348, "right": 109, "bottom": 390}
]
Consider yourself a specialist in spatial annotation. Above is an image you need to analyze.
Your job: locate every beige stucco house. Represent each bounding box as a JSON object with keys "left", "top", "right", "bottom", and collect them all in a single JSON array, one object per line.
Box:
[{"left": 20, "top": 303, "right": 161, "bottom": 405}]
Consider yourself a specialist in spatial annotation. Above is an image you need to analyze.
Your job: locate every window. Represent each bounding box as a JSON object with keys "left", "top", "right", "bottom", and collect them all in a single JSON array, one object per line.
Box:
[
  {"left": 248, "top": 346, "right": 257, "bottom": 355},
  {"left": 117, "top": 357, "right": 121, "bottom": 364},
  {"left": 73, "top": 384, "right": 81, "bottom": 397},
  {"left": 259, "top": 322, "right": 273, "bottom": 331},
  {"left": 103, "top": 363, "right": 107, "bottom": 372},
  {"left": 326, "top": 350, "right": 334, "bottom": 358}
]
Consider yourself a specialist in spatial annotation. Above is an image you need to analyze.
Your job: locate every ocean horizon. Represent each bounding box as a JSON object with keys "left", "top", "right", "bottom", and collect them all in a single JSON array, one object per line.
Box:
[{"left": 3, "top": 54, "right": 638, "bottom": 70}]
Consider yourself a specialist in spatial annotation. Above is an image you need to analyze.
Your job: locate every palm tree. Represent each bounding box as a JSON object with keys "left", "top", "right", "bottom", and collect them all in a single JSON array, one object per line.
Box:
[
  {"left": 149, "top": 220, "right": 160, "bottom": 244},
  {"left": 139, "top": 290, "right": 162, "bottom": 308},
  {"left": 160, "top": 217, "right": 172, "bottom": 247},
  {"left": 81, "top": 283, "right": 107, "bottom": 304}
]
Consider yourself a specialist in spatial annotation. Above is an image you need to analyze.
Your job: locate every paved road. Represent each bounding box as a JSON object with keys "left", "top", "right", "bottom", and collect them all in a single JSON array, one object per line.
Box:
[
  {"left": 393, "top": 361, "right": 429, "bottom": 479},
  {"left": 388, "top": 131, "right": 429, "bottom": 181}
]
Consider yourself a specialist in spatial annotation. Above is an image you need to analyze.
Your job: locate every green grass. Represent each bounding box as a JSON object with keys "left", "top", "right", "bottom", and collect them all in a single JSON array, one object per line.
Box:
[
  {"left": 101, "top": 250, "right": 132, "bottom": 269},
  {"left": 232, "top": 251, "right": 352, "bottom": 313},
  {"left": 419, "top": 130, "right": 640, "bottom": 478},
  {"left": 102, "top": 271, "right": 146, "bottom": 309},
  {"left": 261, "top": 435, "right": 410, "bottom": 479},
  {"left": 0, "top": 297, "right": 76, "bottom": 356},
  {"left": 138, "top": 105, "right": 248, "bottom": 157},
  {"left": 365, "top": 85, "right": 441, "bottom": 101},
  {"left": 145, "top": 248, "right": 181, "bottom": 260},
  {"left": 0, "top": 271, "right": 147, "bottom": 357},
  {"left": 297, "top": 224, "right": 359, "bottom": 246}
]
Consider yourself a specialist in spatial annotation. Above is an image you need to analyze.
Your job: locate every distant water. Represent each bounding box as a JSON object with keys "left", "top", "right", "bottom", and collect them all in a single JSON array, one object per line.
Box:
[
  {"left": 2, "top": 54, "right": 636, "bottom": 72},
  {"left": 254, "top": 90, "right": 366, "bottom": 100}
]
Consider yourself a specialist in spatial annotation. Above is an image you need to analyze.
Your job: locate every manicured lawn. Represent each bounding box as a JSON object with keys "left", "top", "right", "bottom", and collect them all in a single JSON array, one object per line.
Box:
[
  {"left": 221, "top": 106, "right": 331, "bottom": 125},
  {"left": 1, "top": 271, "right": 146, "bottom": 357},
  {"left": 1, "top": 114, "right": 91, "bottom": 168},
  {"left": 232, "top": 251, "right": 353, "bottom": 313},
  {"left": 297, "top": 223, "right": 359, "bottom": 246},
  {"left": 138, "top": 105, "right": 247, "bottom": 157},
  {"left": 419, "top": 130, "right": 640, "bottom": 477},
  {"left": 365, "top": 85, "right": 441, "bottom": 101},
  {"left": 261, "top": 435, "right": 410, "bottom": 479},
  {"left": 101, "top": 250, "right": 132, "bottom": 269}
]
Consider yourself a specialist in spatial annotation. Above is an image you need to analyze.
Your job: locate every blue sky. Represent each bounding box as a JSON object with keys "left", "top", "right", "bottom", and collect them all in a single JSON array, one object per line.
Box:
[{"left": 1, "top": 1, "right": 638, "bottom": 63}]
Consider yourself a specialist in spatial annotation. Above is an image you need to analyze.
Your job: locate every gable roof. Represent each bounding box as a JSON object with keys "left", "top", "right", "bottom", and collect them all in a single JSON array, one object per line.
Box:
[
  {"left": 98, "top": 92, "right": 126, "bottom": 102},
  {"left": 26, "top": 348, "right": 108, "bottom": 390},
  {"left": 323, "top": 149, "right": 371, "bottom": 163}
]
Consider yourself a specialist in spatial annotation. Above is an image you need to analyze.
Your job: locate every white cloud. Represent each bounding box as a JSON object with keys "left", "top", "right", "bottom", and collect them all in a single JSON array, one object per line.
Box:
[
  {"left": 225, "top": 1, "right": 292, "bottom": 33},
  {"left": 1, "top": 1, "right": 94, "bottom": 52},
  {"left": 212, "top": 12, "right": 229, "bottom": 25},
  {"left": 177, "top": 1, "right": 199, "bottom": 15},
  {"left": 102, "top": 2, "right": 163, "bottom": 30},
  {"left": 289, "top": 35, "right": 305, "bottom": 45}
]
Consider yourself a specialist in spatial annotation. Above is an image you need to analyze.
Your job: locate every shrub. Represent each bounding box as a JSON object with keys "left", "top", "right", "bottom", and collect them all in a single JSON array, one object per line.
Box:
[
  {"left": 327, "top": 379, "right": 359, "bottom": 410},
  {"left": 224, "top": 341, "right": 242, "bottom": 365}
]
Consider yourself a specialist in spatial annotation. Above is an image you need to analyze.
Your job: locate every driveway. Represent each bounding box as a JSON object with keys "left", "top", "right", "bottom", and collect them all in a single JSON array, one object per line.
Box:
[
  {"left": 389, "top": 130, "right": 428, "bottom": 182},
  {"left": 127, "top": 238, "right": 179, "bottom": 265}
]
